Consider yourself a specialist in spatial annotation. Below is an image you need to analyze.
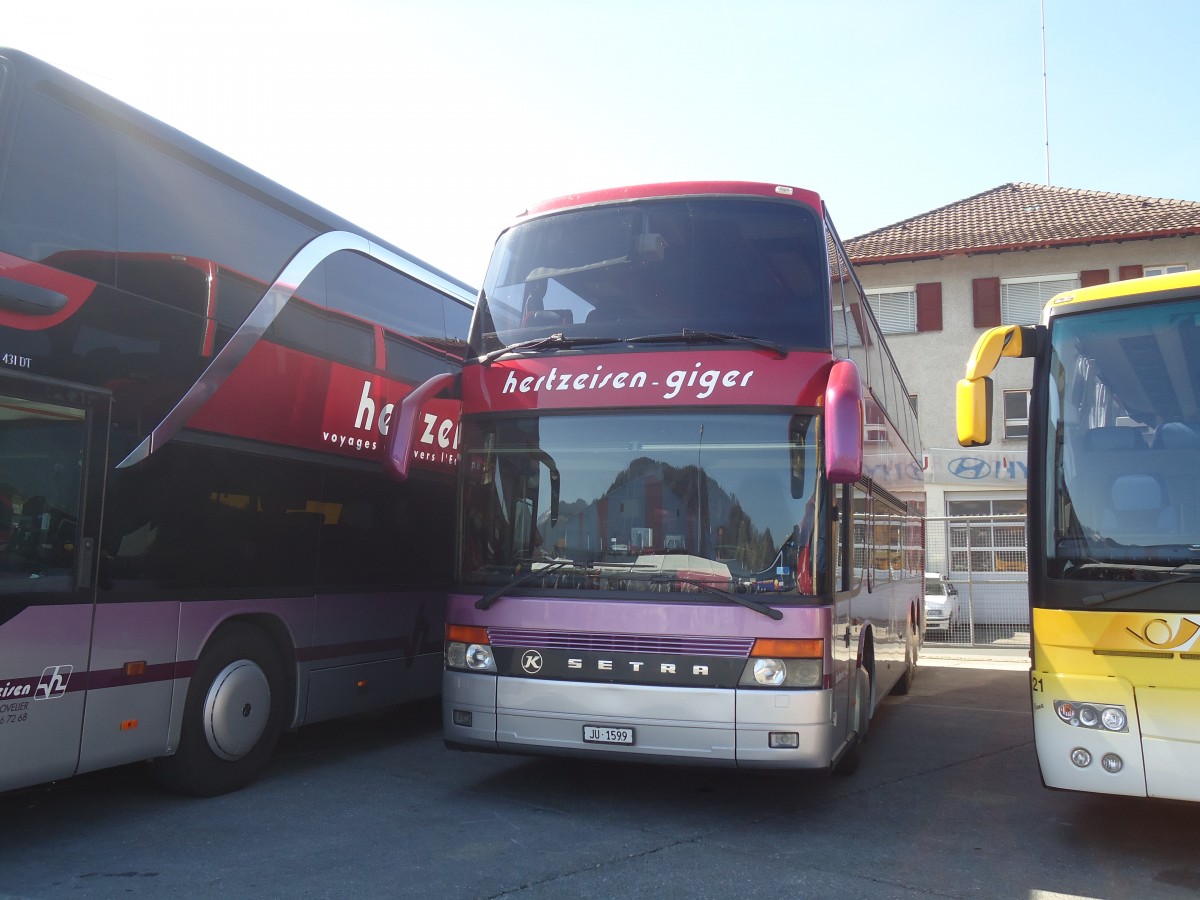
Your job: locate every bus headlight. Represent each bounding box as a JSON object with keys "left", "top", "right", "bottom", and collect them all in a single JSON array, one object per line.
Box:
[
  {"left": 1053, "top": 699, "right": 1129, "bottom": 733},
  {"left": 738, "top": 658, "right": 822, "bottom": 688},
  {"left": 738, "top": 638, "right": 824, "bottom": 688},
  {"left": 1100, "top": 706, "right": 1127, "bottom": 732},
  {"left": 446, "top": 625, "right": 497, "bottom": 673},
  {"left": 751, "top": 658, "right": 786, "bottom": 686},
  {"left": 446, "top": 641, "right": 496, "bottom": 672}
]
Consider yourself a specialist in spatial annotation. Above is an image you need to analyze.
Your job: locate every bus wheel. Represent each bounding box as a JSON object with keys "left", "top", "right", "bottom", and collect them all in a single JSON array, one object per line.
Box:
[
  {"left": 835, "top": 667, "right": 871, "bottom": 776},
  {"left": 151, "top": 623, "right": 287, "bottom": 797},
  {"left": 891, "top": 629, "right": 916, "bottom": 696}
]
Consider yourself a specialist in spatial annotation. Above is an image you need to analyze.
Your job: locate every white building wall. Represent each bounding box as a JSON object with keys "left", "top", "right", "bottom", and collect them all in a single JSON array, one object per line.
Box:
[{"left": 854, "top": 235, "right": 1200, "bottom": 516}]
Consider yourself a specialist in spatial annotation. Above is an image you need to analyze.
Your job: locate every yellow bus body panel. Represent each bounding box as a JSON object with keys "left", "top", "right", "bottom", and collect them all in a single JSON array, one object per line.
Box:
[{"left": 1032, "top": 608, "right": 1200, "bottom": 800}]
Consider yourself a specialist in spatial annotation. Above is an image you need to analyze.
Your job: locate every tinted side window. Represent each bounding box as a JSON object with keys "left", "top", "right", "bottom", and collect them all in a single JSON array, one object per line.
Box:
[
  {"left": 266, "top": 300, "right": 375, "bottom": 369},
  {"left": 443, "top": 297, "right": 472, "bottom": 349},
  {"left": 101, "top": 440, "right": 452, "bottom": 593},
  {"left": 325, "top": 251, "right": 447, "bottom": 342},
  {"left": 116, "top": 137, "right": 316, "bottom": 284},
  {"left": 384, "top": 334, "right": 456, "bottom": 385},
  {"left": 102, "top": 443, "right": 323, "bottom": 593},
  {"left": 317, "top": 465, "right": 453, "bottom": 589},
  {"left": 0, "top": 397, "right": 87, "bottom": 593},
  {"left": 0, "top": 84, "right": 118, "bottom": 262}
]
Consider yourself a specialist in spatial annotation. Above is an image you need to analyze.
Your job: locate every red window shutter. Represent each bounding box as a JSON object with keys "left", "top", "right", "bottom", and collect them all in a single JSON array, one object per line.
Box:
[
  {"left": 915, "top": 282, "right": 942, "bottom": 332},
  {"left": 1080, "top": 269, "right": 1109, "bottom": 287},
  {"left": 972, "top": 277, "right": 1001, "bottom": 328},
  {"left": 1119, "top": 265, "right": 1144, "bottom": 280}
]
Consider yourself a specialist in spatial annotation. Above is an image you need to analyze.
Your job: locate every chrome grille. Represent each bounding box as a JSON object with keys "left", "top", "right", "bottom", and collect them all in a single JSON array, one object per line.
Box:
[{"left": 486, "top": 627, "right": 754, "bottom": 657}]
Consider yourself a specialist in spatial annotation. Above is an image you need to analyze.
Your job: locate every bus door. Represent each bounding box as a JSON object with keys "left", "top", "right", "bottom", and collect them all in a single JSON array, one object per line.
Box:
[{"left": 0, "top": 374, "right": 110, "bottom": 791}]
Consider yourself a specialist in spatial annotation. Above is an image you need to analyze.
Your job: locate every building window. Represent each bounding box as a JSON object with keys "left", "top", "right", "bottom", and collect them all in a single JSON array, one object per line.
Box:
[
  {"left": 1003, "top": 390, "right": 1030, "bottom": 439},
  {"left": 866, "top": 286, "right": 916, "bottom": 334},
  {"left": 1144, "top": 264, "right": 1187, "bottom": 278},
  {"left": 1001, "top": 274, "right": 1079, "bottom": 326},
  {"left": 945, "top": 497, "right": 1027, "bottom": 573}
]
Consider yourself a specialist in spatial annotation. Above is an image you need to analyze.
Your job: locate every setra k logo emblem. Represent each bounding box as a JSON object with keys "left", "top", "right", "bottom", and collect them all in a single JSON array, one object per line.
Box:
[{"left": 520, "top": 650, "right": 544, "bottom": 674}]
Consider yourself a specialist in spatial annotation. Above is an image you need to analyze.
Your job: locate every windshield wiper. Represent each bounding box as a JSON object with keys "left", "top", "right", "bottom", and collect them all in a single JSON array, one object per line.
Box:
[
  {"left": 623, "top": 329, "right": 788, "bottom": 358},
  {"left": 474, "top": 558, "right": 655, "bottom": 609},
  {"left": 475, "top": 560, "right": 574, "bottom": 609},
  {"left": 647, "top": 574, "right": 783, "bottom": 620},
  {"left": 1081, "top": 562, "right": 1200, "bottom": 607},
  {"left": 478, "top": 333, "right": 622, "bottom": 366}
]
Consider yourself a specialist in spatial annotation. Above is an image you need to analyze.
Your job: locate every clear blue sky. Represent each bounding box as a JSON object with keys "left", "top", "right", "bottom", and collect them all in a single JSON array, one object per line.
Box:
[{"left": 7, "top": 0, "right": 1198, "bottom": 283}]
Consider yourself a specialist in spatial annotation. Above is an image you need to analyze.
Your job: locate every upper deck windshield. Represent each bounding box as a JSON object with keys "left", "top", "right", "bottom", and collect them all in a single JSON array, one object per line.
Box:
[
  {"left": 1047, "top": 295, "right": 1200, "bottom": 605},
  {"left": 470, "top": 197, "right": 829, "bottom": 358},
  {"left": 460, "top": 412, "right": 820, "bottom": 601}
]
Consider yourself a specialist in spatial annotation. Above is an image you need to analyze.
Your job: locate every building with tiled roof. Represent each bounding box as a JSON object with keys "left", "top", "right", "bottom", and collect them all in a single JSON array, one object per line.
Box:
[
  {"left": 848, "top": 182, "right": 1200, "bottom": 263},
  {"left": 845, "top": 183, "right": 1200, "bottom": 632}
]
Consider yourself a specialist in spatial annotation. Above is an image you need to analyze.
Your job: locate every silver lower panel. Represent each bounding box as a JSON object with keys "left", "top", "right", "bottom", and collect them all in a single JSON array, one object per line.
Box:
[{"left": 443, "top": 673, "right": 838, "bottom": 769}]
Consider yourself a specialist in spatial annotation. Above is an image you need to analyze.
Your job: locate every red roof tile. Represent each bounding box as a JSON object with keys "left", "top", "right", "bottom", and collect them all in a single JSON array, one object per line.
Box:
[{"left": 846, "top": 182, "right": 1200, "bottom": 263}]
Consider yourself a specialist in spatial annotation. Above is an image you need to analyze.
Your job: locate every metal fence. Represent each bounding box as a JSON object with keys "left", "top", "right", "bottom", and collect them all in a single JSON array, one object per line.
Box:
[{"left": 924, "top": 515, "right": 1030, "bottom": 649}]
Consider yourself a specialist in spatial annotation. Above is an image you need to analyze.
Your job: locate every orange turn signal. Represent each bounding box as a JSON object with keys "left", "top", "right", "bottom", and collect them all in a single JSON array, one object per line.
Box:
[
  {"left": 751, "top": 638, "right": 823, "bottom": 659},
  {"left": 446, "top": 624, "right": 489, "bottom": 644}
]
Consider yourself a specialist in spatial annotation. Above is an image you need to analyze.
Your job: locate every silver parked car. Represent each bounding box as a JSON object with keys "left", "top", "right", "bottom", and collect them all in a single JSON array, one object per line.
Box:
[{"left": 924, "top": 572, "right": 959, "bottom": 635}]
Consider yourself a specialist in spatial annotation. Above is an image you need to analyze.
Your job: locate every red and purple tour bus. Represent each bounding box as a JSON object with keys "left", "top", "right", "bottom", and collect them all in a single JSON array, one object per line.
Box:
[
  {"left": 393, "top": 181, "right": 924, "bottom": 772},
  {"left": 0, "top": 49, "right": 473, "bottom": 795}
]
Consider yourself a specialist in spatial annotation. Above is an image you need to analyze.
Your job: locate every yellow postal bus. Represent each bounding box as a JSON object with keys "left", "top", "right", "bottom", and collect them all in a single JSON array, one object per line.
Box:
[{"left": 958, "top": 269, "right": 1200, "bottom": 801}]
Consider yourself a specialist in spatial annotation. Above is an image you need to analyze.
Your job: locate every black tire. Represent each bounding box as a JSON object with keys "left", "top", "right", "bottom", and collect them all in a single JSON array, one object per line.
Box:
[
  {"left": 151, "top": 623, "right": 288, "bottom": 797},
  {"left": 890, "top": 628, "right": 916, "bottom": 696},
  {"left": 834, "top": 667, "right": 871, "bottom": 776}
]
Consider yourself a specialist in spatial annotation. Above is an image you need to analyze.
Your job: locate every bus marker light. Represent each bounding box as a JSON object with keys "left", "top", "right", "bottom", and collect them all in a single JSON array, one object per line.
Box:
[
  {"left": 1101, "top": 753, "right": 1123, "bottom": 774},
  {"left": 120, "top": 720, "right": 139, "bottom": 731},
  {"left": 453, "top": 710, "right": 473, "bottom": 727},
  {"left": 769, "top": 732, "right": 799, "bottom": 749},
  {"left": 1070, "top": 747, "right": 1092, "bottom": 768},
  {"left": 123, "top": 661, "right": 146, "bottom": 677}
]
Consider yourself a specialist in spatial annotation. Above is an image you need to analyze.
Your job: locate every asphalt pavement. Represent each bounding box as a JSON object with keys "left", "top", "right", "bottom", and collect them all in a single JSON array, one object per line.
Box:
[{"left": 2, "top": 651, "right": 1198, "bottom": 900}]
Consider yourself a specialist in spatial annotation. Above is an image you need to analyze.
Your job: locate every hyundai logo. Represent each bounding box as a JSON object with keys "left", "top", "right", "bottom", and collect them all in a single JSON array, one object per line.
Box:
[{"left": 948, "top": 456, "right": 992, "bottom": 480}]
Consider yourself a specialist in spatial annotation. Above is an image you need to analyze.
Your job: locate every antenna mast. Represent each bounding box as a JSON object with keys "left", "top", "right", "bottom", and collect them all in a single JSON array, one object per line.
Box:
[{"left": 1041, "top": 0, "right": 1050, "bottom": 184}]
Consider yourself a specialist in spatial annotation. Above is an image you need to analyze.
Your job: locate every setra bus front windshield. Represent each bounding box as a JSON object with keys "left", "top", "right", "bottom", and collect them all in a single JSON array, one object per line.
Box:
[
  {"left": 469, "top": 197, "right": 829, "bottom": 356},
  {"left": 459, "top": 412, "right": 820, "bottom": 598},
  {"left": 1046, "top": 296, "right": 1200, "bottom": 594}
]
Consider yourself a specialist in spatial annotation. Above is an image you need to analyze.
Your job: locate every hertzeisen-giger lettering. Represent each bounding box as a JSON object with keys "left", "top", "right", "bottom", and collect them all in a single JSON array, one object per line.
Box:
[{"left": 500, "top": 362, "right": 755, "bottom": 401}]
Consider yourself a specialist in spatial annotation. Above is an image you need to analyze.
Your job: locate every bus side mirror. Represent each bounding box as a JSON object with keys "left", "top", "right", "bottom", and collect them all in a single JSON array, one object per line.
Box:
[
  {"left": 956, "top": 375, "right": 994, "bottom": 447},
  {"left": 385, "top": 372, "right": 456, "bottom": 480},
  {"left": 956, "top": 323, "right": 1042, "bottom": 448},
  {"left": 531, "top": 449, "right": 561, "bottom": 525},
  {"left": 549, "top": 467, "right": 560, "bottom": 526},
  {"left": 825, "top": 359, "right": 863, "bottom": 484}
]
